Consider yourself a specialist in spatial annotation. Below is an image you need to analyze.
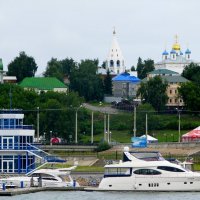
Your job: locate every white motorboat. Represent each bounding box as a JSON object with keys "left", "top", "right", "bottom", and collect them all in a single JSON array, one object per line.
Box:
[
  {"left": 0, "top": 166, "right": 79, "bottom": 188},
  {"left": 98, "top": 147, "right": 200, "bottom": 191}
]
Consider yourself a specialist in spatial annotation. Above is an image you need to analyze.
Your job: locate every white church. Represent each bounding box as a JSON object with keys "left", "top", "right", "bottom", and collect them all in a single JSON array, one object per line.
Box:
[
  {"left": 155, "top": 36, "right": 199, "bottom": 74},
  {"left": 105, "top": 29, "right": 125, "bottom": 74},
  {"left": 98, "top": 29, "right": 127, "bottom": 76}
]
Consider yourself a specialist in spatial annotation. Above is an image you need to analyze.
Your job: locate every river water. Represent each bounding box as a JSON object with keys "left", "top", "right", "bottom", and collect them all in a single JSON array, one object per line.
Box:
[{"left": 1, "top": 191, "right": 200, "bottom": 200}]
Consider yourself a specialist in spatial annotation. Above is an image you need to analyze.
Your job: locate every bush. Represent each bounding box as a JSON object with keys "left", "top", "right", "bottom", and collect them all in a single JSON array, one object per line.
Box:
[{"left": 96, "top": 141, "right": 111, "bottom": 152}]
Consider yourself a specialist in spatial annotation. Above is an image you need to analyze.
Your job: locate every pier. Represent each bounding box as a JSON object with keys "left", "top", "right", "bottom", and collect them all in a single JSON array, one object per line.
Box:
[{"left": 0, "top": 187, "right": 86, "bottom": 196}]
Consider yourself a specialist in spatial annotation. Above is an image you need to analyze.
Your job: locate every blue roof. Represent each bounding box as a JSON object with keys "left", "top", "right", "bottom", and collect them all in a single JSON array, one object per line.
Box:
[
  {"left": 185, "top": 48, "right": 191, "bottom": 54},
  {"left": 170, "top": 49, "right": 176, "bottom": 54},
  {"left": 162, "top": 50, "right": 169, "bottom": 55},
  {"left": 112, "top": 72, "right": 140, "bottom": 83}
]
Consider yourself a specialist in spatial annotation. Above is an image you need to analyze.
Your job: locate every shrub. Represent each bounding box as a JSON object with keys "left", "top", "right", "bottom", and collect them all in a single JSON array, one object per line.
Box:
[{"left": 96, "top": 141, "right": 111, "bottom": 152}]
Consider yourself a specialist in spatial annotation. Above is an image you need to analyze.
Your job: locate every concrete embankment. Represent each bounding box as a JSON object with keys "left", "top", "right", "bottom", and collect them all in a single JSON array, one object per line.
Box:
[{"left": 0, "top": 187, "right": 85, "bottom": 196}]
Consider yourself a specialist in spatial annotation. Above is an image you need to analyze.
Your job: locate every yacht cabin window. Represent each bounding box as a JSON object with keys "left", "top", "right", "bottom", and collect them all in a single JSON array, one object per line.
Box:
[
  {"left": 157, "top": 166, "right": 185, "bottom": 172},
  {"left": 104, "top": 167, "right": 131, "bottom": 177},
  {"left": 134, "top": 169, "right": 161, "bottom": 175}
]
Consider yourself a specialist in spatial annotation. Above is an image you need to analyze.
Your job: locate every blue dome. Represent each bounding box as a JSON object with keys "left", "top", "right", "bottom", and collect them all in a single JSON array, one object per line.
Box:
[
  {"left": 162, "top": 50, "right": 169, "bottom": 55},
  {"left": 185, "top": 48, "right": 191, "bottom": 54},
  {"left": 170, "top": 49, "right": 176, "bottom": 54}
]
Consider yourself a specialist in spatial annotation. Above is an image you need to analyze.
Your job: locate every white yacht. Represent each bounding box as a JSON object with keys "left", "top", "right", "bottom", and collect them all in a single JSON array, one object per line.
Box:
[
  {"left": 98, "top": 147, "right": 200, "bottom": 191},
  {"left": 0, "top": 166, "right": 79, "bottom": 188}
]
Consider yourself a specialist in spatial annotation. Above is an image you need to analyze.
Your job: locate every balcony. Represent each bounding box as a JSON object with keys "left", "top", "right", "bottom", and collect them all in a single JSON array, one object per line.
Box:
[{"left": 0, "top": 125, "right": 34, "bottom": 130}]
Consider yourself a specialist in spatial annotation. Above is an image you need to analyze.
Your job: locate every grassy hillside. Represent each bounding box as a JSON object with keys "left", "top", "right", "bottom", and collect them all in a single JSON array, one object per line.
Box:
[{"left": 80, "top": 110, "right": 200, "bottom": 143}]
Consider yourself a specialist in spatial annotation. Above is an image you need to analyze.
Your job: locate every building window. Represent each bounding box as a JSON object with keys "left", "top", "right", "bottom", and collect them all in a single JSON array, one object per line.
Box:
[
  {"left": 117, "top": 60, "right": 120, "bottom": 67},
  {"left": 169, "top": 90, "right": 172, "bottom": 94},
  {"left": 169, "top": 99, "right": 172, "bottom": 103},
  {"left": 110, "top": 60, "right": 114, "bottom": 67}
]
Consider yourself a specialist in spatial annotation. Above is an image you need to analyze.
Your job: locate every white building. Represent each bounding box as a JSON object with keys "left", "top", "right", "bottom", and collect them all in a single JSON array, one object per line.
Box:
[
  {"left": 155, "top": 36, "right": 199, "bottom": 74},
  {"left": 106, "top": 29, "right": 125, "bottom": 74}
]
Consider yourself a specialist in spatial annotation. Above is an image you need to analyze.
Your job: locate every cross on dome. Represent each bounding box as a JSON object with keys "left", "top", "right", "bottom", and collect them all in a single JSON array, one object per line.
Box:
[{"left": 172, "top": 34, "right": 181, "bottom": 51}]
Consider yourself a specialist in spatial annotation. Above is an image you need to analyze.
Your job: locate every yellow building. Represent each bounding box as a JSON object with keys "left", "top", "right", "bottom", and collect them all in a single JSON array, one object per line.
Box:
[{"left": 145, "top": 69, "right": 189, "bottom": 108}]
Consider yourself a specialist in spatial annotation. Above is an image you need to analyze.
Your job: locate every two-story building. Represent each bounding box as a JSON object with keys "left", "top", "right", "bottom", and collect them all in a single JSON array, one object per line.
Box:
[
  {"left": 143, "top": 69, "right": 189, "bottom": 108},
  {"left": 112, "top": 72, "right": 141, "bottom": 98}
]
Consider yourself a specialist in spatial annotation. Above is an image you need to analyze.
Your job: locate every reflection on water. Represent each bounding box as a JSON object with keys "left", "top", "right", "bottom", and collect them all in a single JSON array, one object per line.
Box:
[{"left": 1, "top": 191, "right": 200, "bottom": 200}]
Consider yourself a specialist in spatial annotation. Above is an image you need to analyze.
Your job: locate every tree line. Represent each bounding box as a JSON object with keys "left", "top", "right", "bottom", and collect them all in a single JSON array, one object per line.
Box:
[
  {"left": 5, "top": 52, "right": 200, "bottom": 112},
  {"left": 6, "top": 52, "right": 112, "bottom": 102}
]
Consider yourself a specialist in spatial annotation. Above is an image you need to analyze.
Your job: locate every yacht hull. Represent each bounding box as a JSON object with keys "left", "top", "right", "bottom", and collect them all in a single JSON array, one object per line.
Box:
[{"left": 99, "top": 175, "right": 200, "bottom": 191}]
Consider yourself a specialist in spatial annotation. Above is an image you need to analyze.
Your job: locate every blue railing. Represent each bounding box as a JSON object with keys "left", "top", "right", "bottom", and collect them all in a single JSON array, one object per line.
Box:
[
  {"left": 0, "top": 143, "right": 37, "bottom": 150},
  {"left": 0, "top": 125, "right": 34, "bottom": 130}
]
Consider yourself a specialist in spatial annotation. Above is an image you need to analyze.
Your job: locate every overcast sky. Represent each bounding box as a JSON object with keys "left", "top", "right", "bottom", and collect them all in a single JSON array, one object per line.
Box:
[{"left": 1, "top": 0, "right": 200, "bottom": 75}]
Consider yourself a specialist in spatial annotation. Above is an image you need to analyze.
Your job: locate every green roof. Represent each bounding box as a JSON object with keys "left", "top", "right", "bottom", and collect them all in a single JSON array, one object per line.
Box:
[
  {"left": 163, "top": 76, "right": 189, "bottom": 83},
  {"left": 148, "top": 69, "right": 179, "bottom": 75},
  {"left": 142, "top": 75, "right": 189, "bottom": 84},
  {"left": 19, "top": 77, "right": 67, "bottom": 90},
  {"left": 0, "top": 59, "right": 3, "bottom": 71}
]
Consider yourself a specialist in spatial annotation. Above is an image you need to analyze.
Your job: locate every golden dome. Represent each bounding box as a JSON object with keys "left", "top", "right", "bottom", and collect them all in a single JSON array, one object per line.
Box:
[
  {"left": 172, "top": 35, "right": 181, "bottom": 50},
  {"left": 172, "top": 43, "right": 181, "bottom": 51}
]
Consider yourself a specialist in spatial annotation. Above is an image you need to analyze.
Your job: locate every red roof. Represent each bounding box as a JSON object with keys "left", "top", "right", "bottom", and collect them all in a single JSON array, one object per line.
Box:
[{"left": 182, "top": 126, "right": 200, "bottom": 138}]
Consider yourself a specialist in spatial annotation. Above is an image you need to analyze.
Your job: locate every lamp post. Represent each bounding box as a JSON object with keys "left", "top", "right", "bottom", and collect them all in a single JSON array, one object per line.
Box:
[
  {"left": 50, "top": 131, "right": 52, "bottom": 146},
  {"left": 75, "top": 105, "right": 82, "bottom": 144},
  {"left": 133, "top": 105, "right": 136, "bottom": 137},
  {"left": 109, "top": 131, "right": 112, "bottom": 144},
  {"left": 171, "top": 133, "right": 174, "bottom": 142},
  {"left": 176, "top": 108, "right": 181, "bottom": 143},
  {"left": 43, "top": 132, "right": 46, "bottom": 145},
  {"left": 91, "top": 111, "right": 94, "bottom": 144},
  {"left": 99, "top": 102, "right": 107, "bottom": 142},
  {"left": 37, "top": 107, "right": 40, "bottom": 142},
  {"left": 107, "top": 114, "right": 110, "bottom": 143}
]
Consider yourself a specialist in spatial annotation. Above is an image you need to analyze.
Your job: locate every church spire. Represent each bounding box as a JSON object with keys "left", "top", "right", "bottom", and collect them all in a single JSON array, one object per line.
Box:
[{"left": 106, "top": 28, "right": 125, "bottom": 74}]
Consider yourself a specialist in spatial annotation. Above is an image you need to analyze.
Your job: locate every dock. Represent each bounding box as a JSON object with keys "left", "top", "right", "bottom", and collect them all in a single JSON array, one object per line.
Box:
[{"left": 0, "top": 187, "right": 86, "bottom": 196}]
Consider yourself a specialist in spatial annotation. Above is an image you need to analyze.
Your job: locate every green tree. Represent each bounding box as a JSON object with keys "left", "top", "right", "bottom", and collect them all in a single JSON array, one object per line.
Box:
[
  {"left": 101, "top": 61, "right": 106, "bottom": 69},
  {"left": 44, "top": 57, "right": 77, "bottom": 82},
  {"left": 104, "top": 70, "right": 112, "bottom": 95},
  {"left": 178, "top": 82, "right": 200, "bottom": 111},
  {"left": 0, "top": 83, "right": 86, "bottom": 141},
  {"left": 136, "top": 57, "right": 143, "bottom": 79},
  {"left": 136, "top": 58, "right": 155, "bottom": 79},
  {"left": 131, "top": 66, "right": 136, "bottom": 71},
  {"left": 7, "top": 52, "right": 38, "bottom": 82},
  {"left": 70, "top": 59, "right": 104, "bottom": 101},
  {"left": 182, "top": 62, "right": 200, "bottom": 84},
  {"left": 43, "top": 58, "right": 63, "bottom": 81},
  {"left": 137, "top": 76, "right": 168, "bottom": 111}
]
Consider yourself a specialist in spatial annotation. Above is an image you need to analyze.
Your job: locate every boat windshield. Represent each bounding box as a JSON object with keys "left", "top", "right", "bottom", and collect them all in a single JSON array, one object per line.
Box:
[
  {"left": 104, "top": 167, "right": 132, "bottom": 177},
  {"left": 130, "top": 152, "right": 165, "bottom": 161}
]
